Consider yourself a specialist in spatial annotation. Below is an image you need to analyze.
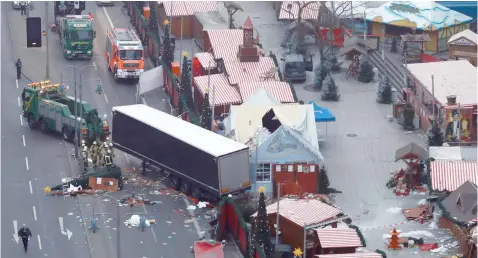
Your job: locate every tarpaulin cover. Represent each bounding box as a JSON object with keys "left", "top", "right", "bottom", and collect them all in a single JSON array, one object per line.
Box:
[{"left": 194, "top": 240, "right": 224, "bottom": 258}]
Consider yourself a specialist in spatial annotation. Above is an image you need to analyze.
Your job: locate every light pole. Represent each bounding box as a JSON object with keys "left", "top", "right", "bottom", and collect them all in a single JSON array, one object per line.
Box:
[
  {"left": 60, "top": 65, "right": 103, "bottom": 159},
  {"left": 92, "top": 194, "right": 146, "bottom": 258},
  {"left": 45, "top": 1, "right": 50, "bottom": 80}
]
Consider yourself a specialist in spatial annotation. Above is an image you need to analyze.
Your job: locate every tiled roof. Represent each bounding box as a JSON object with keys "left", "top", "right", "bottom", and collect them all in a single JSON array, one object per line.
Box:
[
  {"left": 193, "top": 74, "right": 242, "bottom": 106},
  {"left": 431, "top": 160, "right": 477, "bottom": 191},
  {"left": 315, "top": 228, "right": 362, "bottom": 248}
]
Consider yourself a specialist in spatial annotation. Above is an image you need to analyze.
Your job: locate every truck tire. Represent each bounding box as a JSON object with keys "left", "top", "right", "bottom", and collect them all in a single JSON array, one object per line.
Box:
[
  {"left": 62, "top": 127, "right": 74, "bottom": 142},
  {"left": 179, "top": 182, "right": 191, "bottom": 195},
  {"left": 39, "top": 119, "right": 49, "bottom": 133},
  {"left": 192, "top": 187, "right": 203, "bottom": 199},
  {"left": 27, "top": 114, "right": 37, "bottom": 129},
  {"left": 168, "top": 177, "right": 179, "bottom": 190}
]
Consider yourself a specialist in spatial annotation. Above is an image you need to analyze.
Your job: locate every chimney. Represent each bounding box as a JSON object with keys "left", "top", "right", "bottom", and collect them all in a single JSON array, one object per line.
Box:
[
  {"left": 238, "top": 16, "right": 260, "bottom": 62},
  {"left": 446, "top": 95, "right": 457, "bottom": 105}
]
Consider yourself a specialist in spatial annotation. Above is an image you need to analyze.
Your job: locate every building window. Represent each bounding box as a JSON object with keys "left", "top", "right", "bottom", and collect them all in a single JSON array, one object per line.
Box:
[{"left": 256, "top": 163, "right": 271, "bottom": 182}]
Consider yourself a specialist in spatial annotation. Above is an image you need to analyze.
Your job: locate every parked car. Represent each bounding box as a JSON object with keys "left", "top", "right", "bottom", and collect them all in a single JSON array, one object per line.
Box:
[
  {"left": 12, "top": 1, "right": 30, "bottom": 9},
  {"left": 96, "top": 1, "right": 114, "bottom": 6},
  {"left": 282, "top": 54, "right": 307, "bottom": 83}
]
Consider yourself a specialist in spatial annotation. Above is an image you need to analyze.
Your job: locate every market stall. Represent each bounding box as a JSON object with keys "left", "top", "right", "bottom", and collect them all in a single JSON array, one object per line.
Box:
[{"left": 309, "top": 101, "right": 336, "bottom": 142}]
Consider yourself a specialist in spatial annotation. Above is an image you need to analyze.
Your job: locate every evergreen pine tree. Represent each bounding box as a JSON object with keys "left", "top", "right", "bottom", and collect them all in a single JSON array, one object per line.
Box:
[
  {"left": 313, "top": 61, "right": 328, "bottom": 91},
  {"left": 318, "top": 166, "right": 330, "bottom": 194},
  {"left": 376, "top": 76, "right": 393, "bottom": 104},
  {"left": 180, "top": 53, "right": 194, "bottom": 113},
  {"left": 326, "top": 49, "right": 341, "bottom": 72},
  {"left": 251, "top": 187, "right": 273, "bottom": 257},
  {"left": 358, "top": 58, "right": 375, "bottom": 83},
  {"left": 161, "top": 20, "right": 174, "bottom": 69},
  {"left": 321, "top": 74, "right": 340, "bottom": 101},
  {"left": 391, "top": 39, "right": 398, "bottom": 53},
  {"left": 200, "top": 92, "right": 212, "bottom": 130},
  {"left": 427, "top": 122, "right": 445, "bottom": 147}
]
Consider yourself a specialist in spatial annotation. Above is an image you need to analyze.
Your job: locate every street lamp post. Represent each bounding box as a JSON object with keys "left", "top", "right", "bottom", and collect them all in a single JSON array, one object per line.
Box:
[
  {"left": 92, "top": 194, "right": 146, "bottom": 258},
  {"left": 45, "top": 1, "right": 50, "bottom": 80},
  {"left": 60, "top": 65, "right": 102, "bottom": 159}
]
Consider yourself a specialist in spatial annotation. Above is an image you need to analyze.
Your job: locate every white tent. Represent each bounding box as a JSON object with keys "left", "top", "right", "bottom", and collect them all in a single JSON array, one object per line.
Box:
[{"left": 135, "top": 66, "right": 163, "bottom": 103}]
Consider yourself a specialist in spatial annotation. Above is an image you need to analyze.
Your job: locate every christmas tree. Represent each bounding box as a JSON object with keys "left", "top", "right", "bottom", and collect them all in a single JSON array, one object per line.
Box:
[
  {"left": 376, "top": 76, "right": 393, "bottom": 104},
  {"left": 388, "top": 228, "right": 401, "bottom": 249},
  {"left": 313, "top": 61, "right": 328, "bottom": 91},
  {"left": 326, "top": 49, "right": 341, "bottom": 72},
  {"left": 251, "top": 186, "right": 273, "bottom": 257},
  {"left": 200, "top": 91, "right": 212, "bottom": 130},
  {"left": 427, "top": 121, "right": 444, "bottom": 147},
  {"left": 358, "top": 58, "right": 375, "bottom": 83},
  {"left": 391, "top": 39, "right": 398, "bottom": 53},
  {"left": 318, "top": 166, "right": 330, "bottom": 194},
  {"left": 161, "top": 20, "right": 174, "bottom": 69},
  {"left": 402, "top": 104, "right": 415, "bottom": 131},
  {"left": 180, "top": 52, "right": 194, "bottom": 113},
  {"left": 321, "top": 74, "right": 340, "bottom": 101}
]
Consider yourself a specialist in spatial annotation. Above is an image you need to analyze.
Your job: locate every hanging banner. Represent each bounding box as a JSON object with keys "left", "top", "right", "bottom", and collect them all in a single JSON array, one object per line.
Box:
[{"left": 444, "top": 106, "right": 474, "bottom": 144}]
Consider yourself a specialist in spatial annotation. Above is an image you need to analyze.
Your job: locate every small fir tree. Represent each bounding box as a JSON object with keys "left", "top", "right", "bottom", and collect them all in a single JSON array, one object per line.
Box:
[
  {"left": 318, "top": 166, "right": 330, "bottom": 194},
  {"left": 251, "top": 187, "right": 273, "bottom": 257},
  {"left": 376, "top": 76, "right": 393, "bottom": 104},
  {"left": 326, "top": 49, "right": 341, "bottom": 72},
  {"left": 390, "top": 39, "right": 398, "bottom": 53},
  {"left": 180, "top": 53, "right": 194, "bottom": 113},
  {"left": 321, "top": 74, "right": 340, "bottom": 101},
  {"left": 358, "top": 58, "right": 375, "bottom": 83},
  {"left": 161, "top": 20, "right": 174, "bottom": 69},
  {"left": 427, "top": 122, "right": 445, "bottom": 147},
  {"left": 200, "top": 92, "right": 212, "bottom": 130},
  {"left": 402, "top": 104, "right": 415, "bottom": 131},
  {"left": 313, "top": 62, "right": 328, "bottom": 91}
]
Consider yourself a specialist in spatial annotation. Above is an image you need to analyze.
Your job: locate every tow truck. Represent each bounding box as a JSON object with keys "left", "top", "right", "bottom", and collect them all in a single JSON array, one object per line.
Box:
[{"left": 22, "top": 80, "right": 110, "bottom": 144}]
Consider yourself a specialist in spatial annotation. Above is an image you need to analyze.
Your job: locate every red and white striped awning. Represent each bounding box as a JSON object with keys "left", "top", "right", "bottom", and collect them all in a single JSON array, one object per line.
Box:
[
  {"left": 238, "top": 81, "right": 295, "bottom": 103},
  {"left": 431, "top": 160, "right": 478, "bottom": 191},
  {"left": 207, "top": 29, "right": 243, "bottom": 62},
  {"left": 224, "top": 57, "right": 279, "bottom": 85},
  {"left": 315, "top": 228, "right": 362, "bottom": 248},
  {"left": 193, "top": 74, "right": 242, "bottom": 106},
  {"left": 279, "top": 1, "right": 322, "bottom": 20},
  {"left": 315, "top": 252, "right": 383, "bottom": 258},
  {"left": 194, "top": 52, "right": 217, "bottom": 69},
  {"left": 159, "top": 1, "right": 218, "bottom": 17},
  {"left": 253, "top": 199, "right": 342, "bottom": 226}
]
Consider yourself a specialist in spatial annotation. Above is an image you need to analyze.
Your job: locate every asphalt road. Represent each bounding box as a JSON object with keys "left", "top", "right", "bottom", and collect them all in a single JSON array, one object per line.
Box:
[{"left": 2, "top": 2, "right": 210, "bottom": 257}]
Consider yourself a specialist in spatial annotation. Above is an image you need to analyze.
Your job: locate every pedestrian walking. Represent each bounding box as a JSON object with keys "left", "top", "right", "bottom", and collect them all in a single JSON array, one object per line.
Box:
[
  {"left": 15, "top": 59, "right": 22, "bottom": 79},
  {"left": 17, "top": 224, "right": 32, "bottom": 252}
]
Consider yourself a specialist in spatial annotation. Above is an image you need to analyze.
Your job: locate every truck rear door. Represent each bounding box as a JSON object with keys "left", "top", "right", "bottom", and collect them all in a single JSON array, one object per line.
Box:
[{"left": 217, "top": 149, "right": 250, "bottom": 195}]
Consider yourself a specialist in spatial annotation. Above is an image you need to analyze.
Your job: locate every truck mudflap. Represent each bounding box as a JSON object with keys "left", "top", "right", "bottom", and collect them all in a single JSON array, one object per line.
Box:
[{"left": 220, "top": 184, "right": 251, "bottom": 197}]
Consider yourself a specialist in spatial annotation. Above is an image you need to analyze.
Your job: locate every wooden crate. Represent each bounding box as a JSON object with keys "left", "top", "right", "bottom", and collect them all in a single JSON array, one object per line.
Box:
[{"left": 88, "top": 177, "right": 118, "bottom": 192}]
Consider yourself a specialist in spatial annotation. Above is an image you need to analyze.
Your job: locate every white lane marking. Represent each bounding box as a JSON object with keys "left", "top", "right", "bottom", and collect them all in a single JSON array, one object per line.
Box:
[
  {"left": 29, "top": 181, "right": 33, "bottom": 194},
  {"left": 25, "top": 157, "right": 29, "bottom": 171},
  {"left": 20, "top": 114, "right": 23, "bottom": 126},
  {"left": 22, "top": 135, "right": 26, "bottom": 146},
  {"left": 17, "top": 97, "right": 21, "bottom": 107},
  {"left": 182, "top": 197, "right": 203, "bottom": 237},
  {"left": 102, "top": 6, "right": 114, "bottom": 28},
  {"left": 141, "top": 205, "right": 158, "bottom": 242},
  {"left": 16, "top": 79, "right": 19, "bottom": 88},
  {"left": 33, "top": 206, "right": 37, "bottom": 221},
  {"left": 93, "top": 61, "right": 97, "bottom": 70},
  {"left": 37, "top": 235, "right": 42, "bottom": 250},
  {"left": 104, "top": 94, "right": 109, "bottom": 104}
]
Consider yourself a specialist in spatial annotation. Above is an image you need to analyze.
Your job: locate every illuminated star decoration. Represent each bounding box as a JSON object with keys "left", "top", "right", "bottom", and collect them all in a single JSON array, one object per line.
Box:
[
  {"left": 293, "top": 247, "right": 303, "bottom": 257},
  {"left": 163, "top": 19, "right": 169, "bottom": 25},
  {"left": 44, "top": 186, "right": 51, "bottom": 194},
  {"left": 258, "top": 186, "right": 265, "bottom": 193},
  {"left": 182, "top": 51, "right": 188, "bottom": 57}
]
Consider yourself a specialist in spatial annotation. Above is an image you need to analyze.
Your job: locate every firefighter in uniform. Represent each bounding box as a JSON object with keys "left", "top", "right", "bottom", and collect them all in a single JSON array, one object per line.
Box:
[
  {"left": 90, "top": 141, "right": 98, "bottom": 166},
  {"left": 108, "top": 143, "right": 115, "bottom": 159}
]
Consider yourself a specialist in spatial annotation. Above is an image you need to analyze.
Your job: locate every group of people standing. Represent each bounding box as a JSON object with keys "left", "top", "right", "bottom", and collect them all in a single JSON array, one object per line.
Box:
[{"left": 81, "top": 140, "right": 115, "bottom": 169}]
